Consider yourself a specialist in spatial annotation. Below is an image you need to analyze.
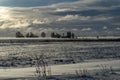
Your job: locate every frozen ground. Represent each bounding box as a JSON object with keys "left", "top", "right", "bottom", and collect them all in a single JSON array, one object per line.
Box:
[
  {"left": 0, "top": 59, "right": 119, "bottom": 80},
  {"left": 0, "top": 42, "right": 120, "bottom": 80}
]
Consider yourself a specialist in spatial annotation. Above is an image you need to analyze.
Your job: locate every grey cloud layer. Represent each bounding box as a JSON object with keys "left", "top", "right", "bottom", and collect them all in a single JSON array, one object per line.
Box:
[{"left": 0, "top": 0, "right": 120, "bottom": 37}]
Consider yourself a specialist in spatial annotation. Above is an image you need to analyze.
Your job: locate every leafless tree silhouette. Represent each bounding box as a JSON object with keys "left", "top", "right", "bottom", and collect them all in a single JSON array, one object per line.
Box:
[{"left": 31, "top": 54, "right": 48, "bottom": 79}]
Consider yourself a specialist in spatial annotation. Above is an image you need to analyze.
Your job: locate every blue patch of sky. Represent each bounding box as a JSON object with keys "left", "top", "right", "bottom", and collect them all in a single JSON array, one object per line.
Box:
[{"left": 0, "top": 0, "right": 78, "bottom": 7}]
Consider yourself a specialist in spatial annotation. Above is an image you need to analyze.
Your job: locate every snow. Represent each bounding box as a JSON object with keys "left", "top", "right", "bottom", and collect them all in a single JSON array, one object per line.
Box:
[
  {"left": 0, "top": 41, "right": 119, "bottom": 80},
  {"left": 0, "top": 59, "right": 119, "bottom": 79}
]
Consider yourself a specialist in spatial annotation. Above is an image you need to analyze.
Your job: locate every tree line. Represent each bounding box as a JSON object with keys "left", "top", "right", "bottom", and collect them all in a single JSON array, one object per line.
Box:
[
  {"left": 16, "top": 31, "right": 77, "bottom": 38},
  {"left": 51, "top": 32, "right": 76, "bottom": 38}
]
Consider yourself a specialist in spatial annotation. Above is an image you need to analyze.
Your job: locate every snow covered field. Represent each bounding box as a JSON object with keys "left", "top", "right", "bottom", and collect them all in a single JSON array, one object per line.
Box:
[
  {"left": 0, "top": 42, "right": 120, "bottom": 80},
  {"left": 0, "top": 59, "right": 119, "bottom": 80}
]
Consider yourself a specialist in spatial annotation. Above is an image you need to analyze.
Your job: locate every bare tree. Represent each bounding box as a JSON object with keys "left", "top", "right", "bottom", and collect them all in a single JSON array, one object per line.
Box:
[{"left": 31, "top": 54, "right": 48, "bottom": 79}]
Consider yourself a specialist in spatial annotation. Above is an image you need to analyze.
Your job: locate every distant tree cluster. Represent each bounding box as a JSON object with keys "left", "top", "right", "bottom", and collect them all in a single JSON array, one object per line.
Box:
[
  {"left": 41, "top": 32, "right": 46, "bottom": 38},
  {"left": 16, "top": 31, "right": 76, "bottom": 38},
  {"left": 26, "top": 32, "right": 38, "bottom": 38},
  {"left": 16, "top": 31, "right": 38, "bottom": 38},
  {"left": 16, "top": 31, "right": 24, "bottom": 38},
  {"left": 51, "top": 31, "right": 76, "bottom": 38}
]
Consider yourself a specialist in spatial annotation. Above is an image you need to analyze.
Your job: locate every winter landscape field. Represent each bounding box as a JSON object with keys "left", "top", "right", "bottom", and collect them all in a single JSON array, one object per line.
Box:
[
  {"left": 0, "top": 40, "right": 120, "bottom": 80},
  {"left": 0, "top": 0, "right": 120, "bottom": 80}
]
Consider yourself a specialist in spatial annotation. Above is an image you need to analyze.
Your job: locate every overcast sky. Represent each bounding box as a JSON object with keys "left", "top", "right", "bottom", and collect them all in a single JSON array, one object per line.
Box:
[{"left": 0, "top": 0, "right": 120, "bottom": 37}]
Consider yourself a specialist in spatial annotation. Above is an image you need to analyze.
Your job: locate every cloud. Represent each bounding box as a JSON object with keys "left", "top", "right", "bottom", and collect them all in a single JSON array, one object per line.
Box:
[
  {"left": 81, "top": 28, "right": 92, "bottom": 31},
  {"left": 32, "top": 18, "right": 50, "bottom": 24},
  {"left": 0, "top": 0, "right": 120, "bottom": 37},
  {"left": 116, "top": 27, "right": 120, "bottom": 30},
  {"left": 57, "top": 14, "right": 112, "bottom": 22},
  {"left": 72, "top": 28, "right": 78, "bottom": 31},
  {"left": 57, "top": 15, "right": 92, "bottom": 21},
  {"left": 103, "top": 26, "right": 107, "bottom": 30},
  {"left": 92, "top": 16, "right": 113, "bottom": 21},
  {"left": 55, "top": 8, "right": 74, "bottom": 12},
  {"left": 57, "top": 15, "right": 79, "bottom": 21}
]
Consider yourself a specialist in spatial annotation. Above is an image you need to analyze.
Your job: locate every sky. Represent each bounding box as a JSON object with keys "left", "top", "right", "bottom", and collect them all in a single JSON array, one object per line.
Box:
[{"left": 0, "top": 0, "right": 120, "bottom": 37}]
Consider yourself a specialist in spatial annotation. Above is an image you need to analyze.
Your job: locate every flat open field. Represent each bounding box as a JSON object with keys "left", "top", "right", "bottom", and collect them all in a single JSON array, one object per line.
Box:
[{"left": 0, "top": 40, "right": 120, "bottom": 80}]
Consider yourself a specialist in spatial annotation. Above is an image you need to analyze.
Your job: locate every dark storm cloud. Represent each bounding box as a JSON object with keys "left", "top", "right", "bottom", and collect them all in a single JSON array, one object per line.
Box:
[
  {"left": 51, "top": 7, "right": 120, "bottom": 17},
  {"left": 50, "top": 0, "right": 120, "bottom": 17},
  {"left": 90, "top": 0, "right": 120, "bottom": 7}
]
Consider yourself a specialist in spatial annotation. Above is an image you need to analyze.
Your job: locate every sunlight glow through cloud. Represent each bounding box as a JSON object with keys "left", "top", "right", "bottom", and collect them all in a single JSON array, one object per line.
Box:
[{"left": 0, "top": 7, "right": 11, "bottom": 20}]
